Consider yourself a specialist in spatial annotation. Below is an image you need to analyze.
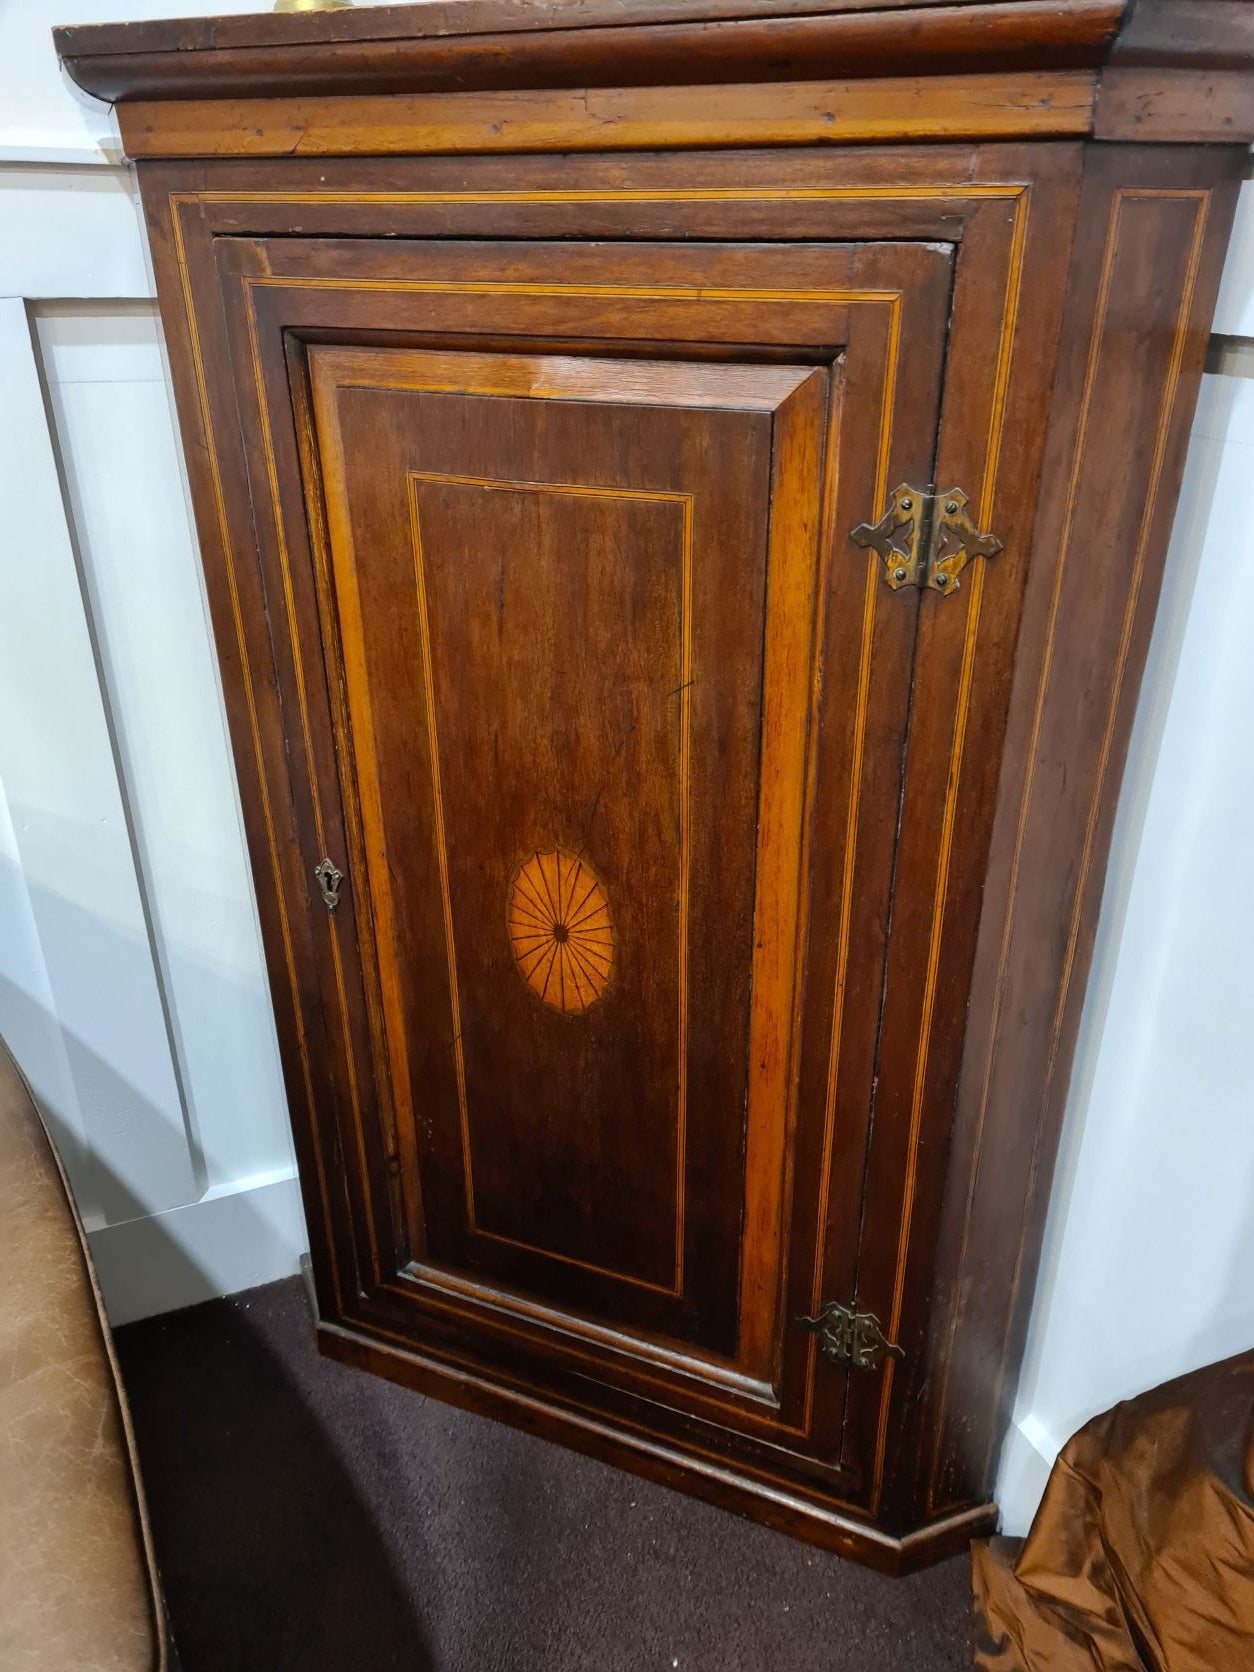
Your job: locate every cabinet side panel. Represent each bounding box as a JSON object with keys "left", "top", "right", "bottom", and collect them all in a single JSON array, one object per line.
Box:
[
  {"left": 850, "top": 156, "right": 1085, "bottom": 1532},
  {"left": 927, "top": 143, "right": 1244, "bottom": 1518}
]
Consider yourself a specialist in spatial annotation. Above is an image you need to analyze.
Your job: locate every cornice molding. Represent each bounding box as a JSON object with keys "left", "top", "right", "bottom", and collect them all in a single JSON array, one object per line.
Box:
[
  {"left": 54, "top": 0, "right": 1253, "bottom": 150},
  {"left": 57, "top": 0, "right": 1129, "bottom": 103}
]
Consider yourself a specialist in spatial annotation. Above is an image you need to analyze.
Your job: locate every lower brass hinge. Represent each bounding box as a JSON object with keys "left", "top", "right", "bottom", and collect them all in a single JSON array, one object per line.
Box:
[
  {"left": 852, "top": 483, "right": 1002, "bottom": 595},
  {"left": 796, "top": 1301, "right": 904, "bottom": 1371}
]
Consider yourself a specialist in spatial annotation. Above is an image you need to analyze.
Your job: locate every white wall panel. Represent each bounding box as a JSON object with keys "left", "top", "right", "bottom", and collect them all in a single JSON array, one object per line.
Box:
[
  {"left": 0, "top": 165, "right": 150, "bottom": 297},
  {"left": 0, "top": 8, "right": 310, "bottom": 1319},
  {"left": 36, "top": 304, "right": 297, "bottom": 1193},
  {"left": 0, "top": 0, "right": 390, "bottom": 160},
  {"left": 1215, "top": 180, "right": 1254, "bottom": 338},
  {"left": 88, "top": 1166, "right": 309, "bottom": 1328},
  {"left": 0, "top": 0, "right": 254, "bottom": 162},
  {"left": 0, "top": 774, "right": 93, "bottom": 1194},
  {"left": 0, "top": 296, "right": 198, "bottom": 1225}
]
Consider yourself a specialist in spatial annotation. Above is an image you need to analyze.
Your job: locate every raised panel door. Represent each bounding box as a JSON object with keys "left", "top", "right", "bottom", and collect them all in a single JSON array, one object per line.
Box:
[{"left": 211, "top": 235, "right": 953, "bottom": 1490}]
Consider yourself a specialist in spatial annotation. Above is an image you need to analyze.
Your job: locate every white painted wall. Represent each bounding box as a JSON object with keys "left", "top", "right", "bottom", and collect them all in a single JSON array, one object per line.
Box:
[
  {"left": 0, "top": 2, "right": 310, "bottom": 1324},
  {"left": 1, "top": 9, "right": 1251, "bottom": 1506},
  {"left": 1, "top": 0, "right": 259, "bottom": 160}
]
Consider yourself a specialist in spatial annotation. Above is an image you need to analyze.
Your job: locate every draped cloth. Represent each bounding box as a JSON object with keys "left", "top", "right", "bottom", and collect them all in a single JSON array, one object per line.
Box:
[{"left": 971, "top": 1352, "right": 1254, "bottom": 1672}]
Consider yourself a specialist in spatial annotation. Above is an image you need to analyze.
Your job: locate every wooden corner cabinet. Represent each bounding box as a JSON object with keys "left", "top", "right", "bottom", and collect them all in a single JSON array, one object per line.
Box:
[{"left": 58, "top": 0, "right": 1251, "bottom": 1572}]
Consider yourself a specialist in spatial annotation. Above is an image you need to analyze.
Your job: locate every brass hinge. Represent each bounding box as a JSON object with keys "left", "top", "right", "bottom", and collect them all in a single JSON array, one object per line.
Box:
[
  {"left": 796, "top": 1301, "right": 904, "bottom": 1371},
  {"left": 851, "top": 483, "right": 1002, "bottom": 595}
]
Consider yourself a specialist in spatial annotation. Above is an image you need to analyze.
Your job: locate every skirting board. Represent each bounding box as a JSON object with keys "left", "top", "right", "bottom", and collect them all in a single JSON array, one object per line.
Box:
[{"left": 87, "top": 1167, "right": 308, "bottom": 1327}]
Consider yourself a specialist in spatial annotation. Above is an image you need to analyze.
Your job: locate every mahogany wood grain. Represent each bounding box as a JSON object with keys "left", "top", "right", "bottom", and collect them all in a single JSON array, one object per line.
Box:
[
  {"left": 89, "top": 0, "right": 1252, "bottom": 1566},
  {"left": 55, "top": 0, "right": 1122, "bottom": 55},
  {"left": 1110, "top": 0, "right": 1254, "bottom": 71},
  {"left": 116, "top": 72, "right": 1098, "bottom": 160},
  {"left": 1095, "top": 67, "right": 1254, "bottom": 142},
  {"left": 60, "top": 0, "right": 1254, "bottom": 152},
  {"left": 308, "top": 340, "right": 812, "bottom": 1359},
  {"left": 135, "top": 142, "right": 1050, "bottom": 245},
  {"left": 191, "top": 217, "right": 960, "bottom": 1506},
  {"left": 923, "top": 141, "right": 1242, "bottom": 1521},
  {"left": 57, "top": 0, "right": 1125, "bottom": 103},
  {"left": 838, "top": 154, "right": 1088, "bottom": 1529}
]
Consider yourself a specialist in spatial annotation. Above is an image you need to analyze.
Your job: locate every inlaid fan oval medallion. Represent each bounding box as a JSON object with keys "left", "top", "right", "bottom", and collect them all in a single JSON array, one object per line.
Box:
[{"left": 508, "top": 850, "right": 614, "bottom": 1014}]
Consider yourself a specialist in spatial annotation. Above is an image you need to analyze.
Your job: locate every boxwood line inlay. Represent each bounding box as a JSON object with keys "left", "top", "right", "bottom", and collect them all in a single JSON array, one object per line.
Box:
[{"left": 403, "top": 470, "right": 690, "bottom": 1280}]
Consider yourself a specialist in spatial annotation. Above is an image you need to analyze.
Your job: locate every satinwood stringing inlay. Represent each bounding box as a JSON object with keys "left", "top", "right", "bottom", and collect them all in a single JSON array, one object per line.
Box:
[{"left": 508, "top": 850, "right": 614, "bottom": 1013}]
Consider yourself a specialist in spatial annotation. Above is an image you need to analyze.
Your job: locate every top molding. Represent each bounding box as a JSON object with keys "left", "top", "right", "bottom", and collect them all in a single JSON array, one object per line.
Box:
[{"left": 54, "top": 0, "right": 1254, "bottom": 151}]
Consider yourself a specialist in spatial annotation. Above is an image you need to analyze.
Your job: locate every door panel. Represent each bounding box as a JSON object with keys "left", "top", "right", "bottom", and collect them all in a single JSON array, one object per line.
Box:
[
  {"left": 311, "top": 345, "right": 826, "bottom": 1362},
  {"left": 214, "top": 235, "right": 954, "bottom": 1484}
]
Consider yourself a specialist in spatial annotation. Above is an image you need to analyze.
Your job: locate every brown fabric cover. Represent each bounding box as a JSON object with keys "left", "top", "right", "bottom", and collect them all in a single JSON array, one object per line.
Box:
[
  {"left": 0, "top": 1041, "right": 167, "bottom": 1671},
  {"left": 972, "top": 1353, "right": 1254, "bottom": 1671}
]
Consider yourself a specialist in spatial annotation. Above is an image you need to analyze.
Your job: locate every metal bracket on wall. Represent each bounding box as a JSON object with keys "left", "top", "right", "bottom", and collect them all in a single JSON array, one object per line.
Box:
[
  {"left": 852, "top": 483, "right": 1002, "bottom": 595},
  {"left": 796, "top": 1301, "right": 904, "bottom": 1371}
]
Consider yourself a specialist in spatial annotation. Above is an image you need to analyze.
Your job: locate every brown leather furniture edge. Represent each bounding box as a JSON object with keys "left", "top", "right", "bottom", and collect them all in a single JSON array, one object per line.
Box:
[{"left": 0, "top": 1040, "right": 171, "bottom": 1671}]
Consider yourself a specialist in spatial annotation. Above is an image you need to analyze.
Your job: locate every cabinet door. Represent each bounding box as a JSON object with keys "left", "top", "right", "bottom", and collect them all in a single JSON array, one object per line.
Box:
[
  {"left": 313, "top": 339, "right": 829, "bottom": 1371},
  {"left": 213, "top": 236, "right": 952, "bottom": 1487}
]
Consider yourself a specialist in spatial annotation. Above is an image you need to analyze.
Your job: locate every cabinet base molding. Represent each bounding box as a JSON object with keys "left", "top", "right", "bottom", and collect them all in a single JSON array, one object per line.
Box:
[{"left": 315, "top": 1315, "right": 997, "bottom": 1576}]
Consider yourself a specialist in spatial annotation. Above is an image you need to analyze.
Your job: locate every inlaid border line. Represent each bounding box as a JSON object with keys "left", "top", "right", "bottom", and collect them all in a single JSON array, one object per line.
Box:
[
  {"left": 226, "top": 264, "right": 903, "bottom": 1327},
  {"left": 245, "top": 296, "right": 384, "bottom": 1273},
  {"left": 970, "top": 187, "right": 1209, "bottom": 1506},
  {"left": 168, "top": 195, "right": 345, "bottom": 1312},
  {"left": 404, "top": 469, "right": 691, "bottom": 1296},
  {"left": 870, "top": 184, "right": 1032, "bottom": 1515}
]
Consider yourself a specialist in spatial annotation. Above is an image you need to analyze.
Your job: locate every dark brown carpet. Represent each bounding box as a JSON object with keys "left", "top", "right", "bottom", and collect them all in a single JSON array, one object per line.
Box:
[{"left": 116, "top": 1279, "right": 974, "bottom": 1671}]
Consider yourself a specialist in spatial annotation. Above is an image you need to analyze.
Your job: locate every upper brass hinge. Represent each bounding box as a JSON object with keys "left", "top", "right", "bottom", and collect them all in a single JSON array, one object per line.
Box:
[
  {"left": 796, "top": 1300, "right": 904, "bottom": 1372},
  {"left": 851, "top": 483, "right": 1002, "bottom": 595}
]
